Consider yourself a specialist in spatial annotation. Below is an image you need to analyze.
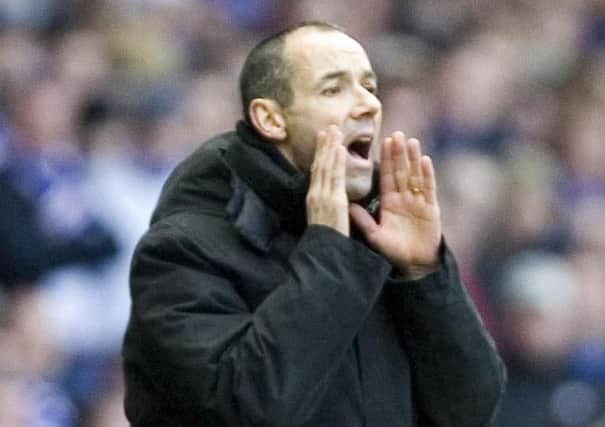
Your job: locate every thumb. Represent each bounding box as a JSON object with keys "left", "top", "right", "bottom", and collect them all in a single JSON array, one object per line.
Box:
[{"left": 349, "top": 203, "right": 379, "bottom": 240}]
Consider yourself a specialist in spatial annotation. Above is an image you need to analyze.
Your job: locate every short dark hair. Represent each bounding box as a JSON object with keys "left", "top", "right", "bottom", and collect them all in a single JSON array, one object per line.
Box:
[{"left": 239, "top": 21, "right": 345, "bottom": 122}]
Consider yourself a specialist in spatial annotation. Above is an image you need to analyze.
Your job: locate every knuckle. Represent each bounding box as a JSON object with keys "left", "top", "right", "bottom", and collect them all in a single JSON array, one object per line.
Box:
[
  {"left": 306, "top": 192, "right": 322, "bottom": 206},
  {"left": 332, "top": 176, "right": 344, "bottom": 188},
  {"left": 313, "top": 157, "right": 326, "bottom": 170}
]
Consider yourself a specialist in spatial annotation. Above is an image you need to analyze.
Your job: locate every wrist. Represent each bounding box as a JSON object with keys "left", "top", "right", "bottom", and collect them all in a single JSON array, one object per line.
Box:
[
  {"left": 394, "top": 262, "right": 439, "bottom": 281},
  {"left": 394, "top": 247, "right": 440, "bottom": 281},
  {"left": 391, "top": 237, "right": 446, "bottom": 281}
]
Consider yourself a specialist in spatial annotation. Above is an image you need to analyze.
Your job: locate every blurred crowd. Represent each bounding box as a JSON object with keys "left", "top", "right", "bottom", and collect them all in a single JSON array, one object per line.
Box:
[{"left": 0, "top": 0, "right": 604, "bottom": 425}]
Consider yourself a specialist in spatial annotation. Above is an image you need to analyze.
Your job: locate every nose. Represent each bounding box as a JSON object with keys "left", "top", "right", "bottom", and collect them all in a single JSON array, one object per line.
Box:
[{"left": 351, "top": 86, "right": 381, "bottom": 119}]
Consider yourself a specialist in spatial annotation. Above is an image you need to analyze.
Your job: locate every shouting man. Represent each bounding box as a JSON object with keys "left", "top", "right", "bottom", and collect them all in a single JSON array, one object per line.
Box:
[{"left": 122, "top": 22, "right": 506, "bottom": 426}]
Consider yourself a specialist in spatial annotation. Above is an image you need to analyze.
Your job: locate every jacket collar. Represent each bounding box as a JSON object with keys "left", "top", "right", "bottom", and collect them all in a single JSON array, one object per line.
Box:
[
  {"left": 222, "top": 121, "right": 309, "bottom": 248},
  {"left": 222, "top": 120, "right": 380, "bottom": 250}
]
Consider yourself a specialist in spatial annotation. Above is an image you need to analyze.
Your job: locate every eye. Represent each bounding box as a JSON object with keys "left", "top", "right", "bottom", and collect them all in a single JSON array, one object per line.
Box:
[
  {"left": 321, "top": 86, "right": 342, "bottom": 96},
  {"left": 365, "top": 85, "right": 378, "bottom": 96}
]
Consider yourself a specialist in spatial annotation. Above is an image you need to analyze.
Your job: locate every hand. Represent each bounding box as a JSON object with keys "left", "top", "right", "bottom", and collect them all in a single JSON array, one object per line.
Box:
[
  {"left": 306, "top": 126, "right": 349, "bottom": 236},
  {"left": 349, "top": 131, "right": 441, "bottom": 279}
]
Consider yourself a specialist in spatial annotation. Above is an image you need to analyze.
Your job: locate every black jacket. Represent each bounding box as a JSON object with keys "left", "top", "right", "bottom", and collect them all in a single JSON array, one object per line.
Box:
[{"left": 122, "top": 122, "right": 506, "bottom": 426}]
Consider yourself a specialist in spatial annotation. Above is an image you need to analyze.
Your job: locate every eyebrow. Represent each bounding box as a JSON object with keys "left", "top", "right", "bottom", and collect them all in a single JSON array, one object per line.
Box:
[{"left": 317, "top": 69, "right": 377, "bottom": 85}]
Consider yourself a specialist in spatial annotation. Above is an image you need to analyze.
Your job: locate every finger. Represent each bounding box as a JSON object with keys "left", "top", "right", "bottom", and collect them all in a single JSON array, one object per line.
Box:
[
  {"left": 312, "top": 130, "right": 328, "bottom": 166},
  {"left": 321, "top": 129, "right": 338, "bottom": 195},
  {"left": 380, "top": 136, "right": 396, "bottom": 195},
  {"left": 407, "top": 138, "right": 423, "bottom": 193},
  {"left": 310, "top": 130, "right": 328, "bottom": 190},
  {"left": 349, "top": 203, "right": 379, "bottom": 240},
  {"left": 323, "top": 126, "right": 342, "bottom": 195},
  {"left": 421, "top": 155, "right": 437, "bottom": 204},
  {"left": 331, "top": 145, "right": 346, "bottom": 195},
  {"left": 391, "top": 131, "right": 410, "bottom": 192}
]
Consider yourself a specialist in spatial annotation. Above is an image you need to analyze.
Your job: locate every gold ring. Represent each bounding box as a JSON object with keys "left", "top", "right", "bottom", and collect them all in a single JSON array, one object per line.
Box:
[{"left": 411, "top": 187, "right": 421, "bottom": 194}]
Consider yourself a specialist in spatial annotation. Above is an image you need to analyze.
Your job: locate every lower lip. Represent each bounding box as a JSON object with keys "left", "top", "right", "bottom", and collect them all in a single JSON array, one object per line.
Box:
[{"left": 346, "top": 152, "right": 372, "bottom": 169}]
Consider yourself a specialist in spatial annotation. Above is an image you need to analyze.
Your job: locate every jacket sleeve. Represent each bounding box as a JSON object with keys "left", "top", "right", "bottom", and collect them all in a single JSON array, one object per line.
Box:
[
  {"left": 385, "top": 241, "right": 506, "bottom": 427},
  {"left": 126, "top": 222, "right": 391, "bottom": 426}
]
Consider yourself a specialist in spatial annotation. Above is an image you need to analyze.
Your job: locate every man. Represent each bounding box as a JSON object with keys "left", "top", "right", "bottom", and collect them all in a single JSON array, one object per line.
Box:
[{"left": 122, "top": 22, "right": 506, "bottom": 426}]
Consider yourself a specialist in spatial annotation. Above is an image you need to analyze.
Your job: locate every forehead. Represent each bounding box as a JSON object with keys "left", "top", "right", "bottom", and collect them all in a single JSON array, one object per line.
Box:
[{"left": 284, "top": 29, "right": 373, "bottom": 84}]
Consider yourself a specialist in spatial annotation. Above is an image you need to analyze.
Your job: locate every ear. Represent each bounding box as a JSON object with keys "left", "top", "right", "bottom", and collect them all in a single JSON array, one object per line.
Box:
[{"left": 248, "top": 98, "right": 287, "bottom": 141}]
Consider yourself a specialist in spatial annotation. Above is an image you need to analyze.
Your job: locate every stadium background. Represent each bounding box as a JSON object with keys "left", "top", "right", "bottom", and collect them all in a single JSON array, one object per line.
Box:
[{"left": 1, "top": 0, "right": 604, "bottom": 425}]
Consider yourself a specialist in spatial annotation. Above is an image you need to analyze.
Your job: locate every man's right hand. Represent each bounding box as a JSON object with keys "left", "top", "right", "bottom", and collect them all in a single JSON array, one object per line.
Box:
[{"left": 306, "top": 125, "right": 349, "bottom": 236}]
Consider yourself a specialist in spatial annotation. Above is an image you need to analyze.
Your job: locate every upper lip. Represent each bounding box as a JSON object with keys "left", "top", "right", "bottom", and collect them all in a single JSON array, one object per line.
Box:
[{"left": 344, "top": 131, "right": 374, "bottom": 146}]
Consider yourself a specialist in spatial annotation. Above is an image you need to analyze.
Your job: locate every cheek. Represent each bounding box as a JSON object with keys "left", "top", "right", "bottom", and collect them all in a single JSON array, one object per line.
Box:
[
  {"left": 370, "top": 138, "right": 381, "bottom": 161},
  {"left": 294, "top": 138, "right": 319, "bottom": 171},
  {"left": 302, "top": 100, "right": 350, "bottom": 127}
]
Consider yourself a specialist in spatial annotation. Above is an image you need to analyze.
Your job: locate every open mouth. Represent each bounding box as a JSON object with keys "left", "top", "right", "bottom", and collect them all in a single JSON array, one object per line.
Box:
[{"left": 347, "top": 139, "right": 372, "bottom": 160}]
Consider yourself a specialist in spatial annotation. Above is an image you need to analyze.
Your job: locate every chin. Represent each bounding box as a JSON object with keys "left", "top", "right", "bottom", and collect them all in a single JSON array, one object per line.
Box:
[{"left": 346, "top": 176, "right": 373, "bottom": 201}]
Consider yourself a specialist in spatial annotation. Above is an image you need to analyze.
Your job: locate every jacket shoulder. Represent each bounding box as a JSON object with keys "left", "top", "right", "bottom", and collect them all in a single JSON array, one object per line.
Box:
[{"left": 151, "top": 132, "right": 238, "bottom": 224}]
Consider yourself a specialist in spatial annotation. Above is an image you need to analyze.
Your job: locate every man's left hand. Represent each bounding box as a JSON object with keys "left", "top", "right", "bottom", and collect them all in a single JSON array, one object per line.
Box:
[{"left": 349, "top": 131, "right": 442, "bottom": 280}]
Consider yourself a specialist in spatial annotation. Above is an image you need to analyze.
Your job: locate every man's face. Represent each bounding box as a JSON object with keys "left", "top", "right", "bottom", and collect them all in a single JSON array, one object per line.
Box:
[{"left": 281, "top": 28, "right": 382, "bottom": 201}]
